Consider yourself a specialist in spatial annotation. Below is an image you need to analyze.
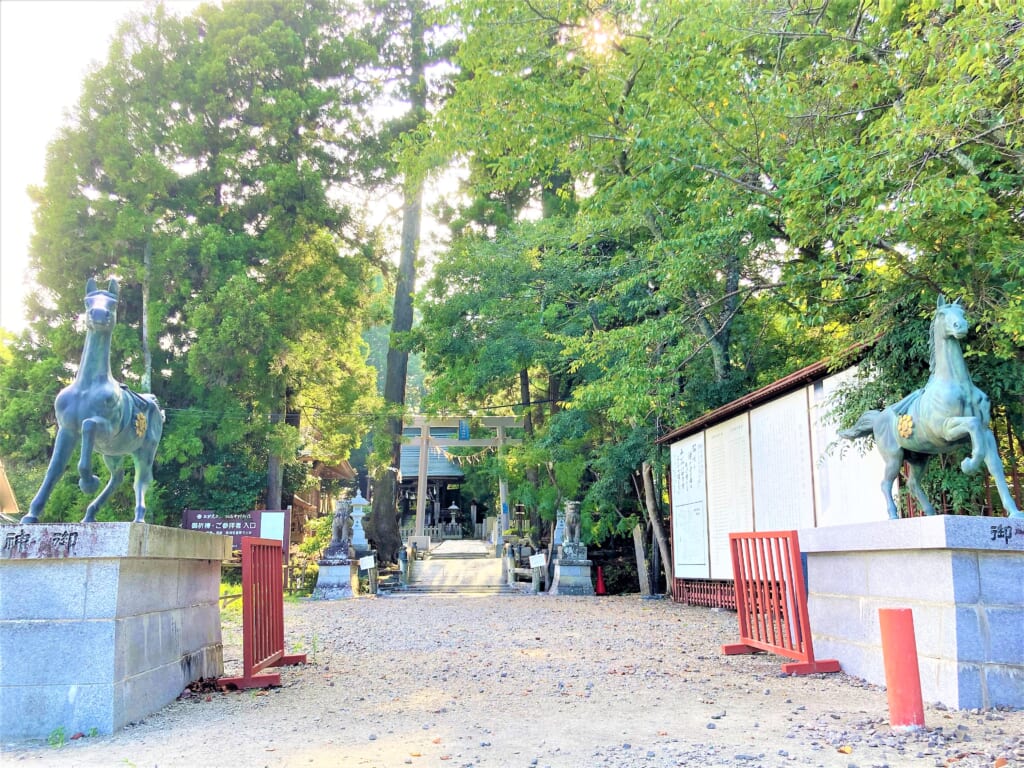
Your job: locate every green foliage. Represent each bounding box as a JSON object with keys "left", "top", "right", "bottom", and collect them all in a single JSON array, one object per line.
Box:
[
  {"left": 298, "top": 514, "right": 333, "bottom": 561},
  {"left": 219, "top": 580, "right": 243, "bottom": 620},
  {"left": 47, "top": 726, "right": 66, "bottom": 749},
  {"left": 408, "top": 0, "right": 1023, "bottom": 534},
  {"left": 10, "top": 0, "right": 385, "bottom": 520}
]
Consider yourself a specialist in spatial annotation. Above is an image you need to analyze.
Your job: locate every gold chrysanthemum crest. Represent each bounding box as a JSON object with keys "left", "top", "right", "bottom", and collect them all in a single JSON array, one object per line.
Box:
[{"left": 897, "top": 413, "right": 913, "bottom": 439}]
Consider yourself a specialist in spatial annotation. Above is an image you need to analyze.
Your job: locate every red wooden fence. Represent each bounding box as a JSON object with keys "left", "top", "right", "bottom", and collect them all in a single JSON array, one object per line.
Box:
[
  {"left": 218, "top": 537, "right": 306, "bottom": 690},
  {"left": 721, "top": 530, "right": 839, "bottom": 675},
  {"left": 671, "top": 578, "right": 737, "bottom": 609}
]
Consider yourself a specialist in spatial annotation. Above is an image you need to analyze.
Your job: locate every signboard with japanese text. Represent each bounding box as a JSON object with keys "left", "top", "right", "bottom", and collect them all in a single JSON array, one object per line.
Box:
[
  {"left": 669, "top": 432, "right": 709, "bottom": 579},
  {"left": 181, "top": 509, "right": 291, "bottom": 558}
]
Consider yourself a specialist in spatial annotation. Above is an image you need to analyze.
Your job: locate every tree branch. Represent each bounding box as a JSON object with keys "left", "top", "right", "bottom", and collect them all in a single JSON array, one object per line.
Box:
[{"left": 686, "top": 162, "right": 781, "bottom": 199}]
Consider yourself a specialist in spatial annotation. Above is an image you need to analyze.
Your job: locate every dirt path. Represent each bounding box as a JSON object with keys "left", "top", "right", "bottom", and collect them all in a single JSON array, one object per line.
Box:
[{"left": 4, "top": 594, "right": 1022, "bottom": 767}]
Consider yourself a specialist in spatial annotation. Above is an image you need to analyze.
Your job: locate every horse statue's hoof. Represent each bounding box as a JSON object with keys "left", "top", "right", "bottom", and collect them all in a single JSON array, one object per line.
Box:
[
  {"left": 960, "top": 456, "right": 982, "bottom": 475},
  {"left": 79, "top": 475, "right": 101, "bottom": 494},
  {"left": 19, "top": 514, "right": 39, "bottom": 524}
]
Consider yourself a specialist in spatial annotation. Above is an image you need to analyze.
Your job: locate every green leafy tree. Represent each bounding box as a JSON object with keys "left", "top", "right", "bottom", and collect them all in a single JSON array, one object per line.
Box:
[{"left": 10, "top": 0, "right": 383, "bottom": 523}]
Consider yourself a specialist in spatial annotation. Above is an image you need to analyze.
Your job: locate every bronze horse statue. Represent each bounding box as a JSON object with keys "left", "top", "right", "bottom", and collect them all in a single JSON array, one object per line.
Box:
[
  {"left": 840, "top": 296, "right": 1022, "bottom": 520},
  {"left": 21, "top": 278, "right": 165, "bottom": 524}
]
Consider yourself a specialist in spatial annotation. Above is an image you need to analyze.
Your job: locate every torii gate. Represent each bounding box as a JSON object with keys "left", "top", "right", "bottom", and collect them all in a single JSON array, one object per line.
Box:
[{"left": 409, "top": 416, "right": 522, "bottom": 538}]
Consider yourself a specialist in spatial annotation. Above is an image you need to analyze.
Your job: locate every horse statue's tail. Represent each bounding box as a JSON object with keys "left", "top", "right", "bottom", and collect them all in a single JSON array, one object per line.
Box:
[{"left": 839, "top": 410, "right": 881, "bottom": 440}]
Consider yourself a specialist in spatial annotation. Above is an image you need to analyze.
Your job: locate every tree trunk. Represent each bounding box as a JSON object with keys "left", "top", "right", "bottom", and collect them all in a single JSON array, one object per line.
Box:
[
  {"left": 267, "top": 407, "right": 284, "bottom": 512},
  {"left": 520, "top": 368, "right": 541, "bottom": 543},
  {"left": 548, "top": 374, "right": 561, "bottom": 417},
  {"left": 519, "top": 368, "right": 534, "bottom": 437},
  {"left": 370, "top": 462, "right": 400, "bottom": 562},
  {"left": 267, "top": 451, "right": 283, "bottom": 511},
  {"left": 642, "top": 461, "right": 672, "bottom": 593},
  {"left": 141, "top": 239, "right": 153, "bottom": 393},
  {"left": 369, "top": 173, "right": 423, "bottom": 563},
  {"left": 367, "top": 1, "right": 427, "bottom": 564},
  {"left": 632, "top": 523, "right": 651, "bottom": 597}
]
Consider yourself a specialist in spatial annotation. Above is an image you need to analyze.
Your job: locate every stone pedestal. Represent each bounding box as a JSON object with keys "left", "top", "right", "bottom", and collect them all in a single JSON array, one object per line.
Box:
[
  {"left": 310, "top": 557, "right": 355, "bottom": 600},
  {"left": 314, "top": 499, "right": 356, "bottom": 598},
  {"left": 0, "top": 523, "right": 230, "bottom": 742},
  {"left": 800, "top": 515, "right": 1024, "bottom": 710},
  {"left": 550, "top": 542, "right": 594, "bottom": 596}
]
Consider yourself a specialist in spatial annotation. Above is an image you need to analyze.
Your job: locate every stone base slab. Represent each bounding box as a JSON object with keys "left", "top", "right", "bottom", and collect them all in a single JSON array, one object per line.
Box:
[
  {"left": 550, "top": 560, "right": 594, "bottom": 596},
  {"left": 0, "top": 523, "right": 230, "bottom": 742},
  {"left": 311, "top": 559, "right": 355, "bottom": 600},
  {"left": 799, "top": 515, "right": 1023, "bottom": 710}
]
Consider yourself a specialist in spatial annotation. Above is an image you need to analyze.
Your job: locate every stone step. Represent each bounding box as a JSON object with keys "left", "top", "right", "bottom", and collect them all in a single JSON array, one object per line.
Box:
[{"left": 402, "top": 584, "right": 519, "bottom": 596}]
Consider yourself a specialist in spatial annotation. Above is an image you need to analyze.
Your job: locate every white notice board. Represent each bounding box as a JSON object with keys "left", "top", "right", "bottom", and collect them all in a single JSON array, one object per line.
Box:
[
  {"left": 750, "top": 388, "right": 816, "bottom": 531},
  {"left": 669, "top": 433, "right": 709, "bottom": 579},
  {"left": 809, "top": 370, "right": 890, "bottom": 527},
  {"left": 705, "top": 414, "right": 754, "bottom": 580}
]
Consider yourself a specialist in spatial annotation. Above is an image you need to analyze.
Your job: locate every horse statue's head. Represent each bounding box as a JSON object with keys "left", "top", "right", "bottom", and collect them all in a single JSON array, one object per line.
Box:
[
  {"left": 934, "top": 295, "right": 968, "bottom": 341},
  {"left": 84, "top": 278, "right": 120, "bottom": 332}
]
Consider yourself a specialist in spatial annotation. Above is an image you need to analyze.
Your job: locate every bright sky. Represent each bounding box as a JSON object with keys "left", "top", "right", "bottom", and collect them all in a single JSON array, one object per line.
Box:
[{"left": 0, "top": 0, "right": 204, "bottom": 334}]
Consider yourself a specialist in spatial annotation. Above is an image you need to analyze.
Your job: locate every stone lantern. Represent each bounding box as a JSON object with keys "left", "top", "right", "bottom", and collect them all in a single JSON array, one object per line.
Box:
[{"left": 350, "top": 491, "right": 370, "bottom": 554}]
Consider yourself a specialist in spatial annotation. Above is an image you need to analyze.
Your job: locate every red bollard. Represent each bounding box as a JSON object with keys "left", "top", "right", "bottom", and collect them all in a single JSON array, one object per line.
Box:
[
  {"left": 878, "top": 608, "right": 925, "bottom": 732},
  {"left": 595, "top": 565, "right": 606, "bottom": 595}
]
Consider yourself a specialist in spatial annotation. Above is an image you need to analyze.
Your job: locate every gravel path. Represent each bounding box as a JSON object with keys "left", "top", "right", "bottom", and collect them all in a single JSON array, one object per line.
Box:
[{"left": 4, "top": 593, "right": 1022, "bottom": 767}]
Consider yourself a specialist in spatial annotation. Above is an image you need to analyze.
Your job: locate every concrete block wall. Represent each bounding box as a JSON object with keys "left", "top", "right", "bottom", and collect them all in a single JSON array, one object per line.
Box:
[
  {"left": 800, "top": 516, "right": 1024, "bottom": 710},
  {"left": 0, "top": 523, "right": 231, "bottom": 742}
]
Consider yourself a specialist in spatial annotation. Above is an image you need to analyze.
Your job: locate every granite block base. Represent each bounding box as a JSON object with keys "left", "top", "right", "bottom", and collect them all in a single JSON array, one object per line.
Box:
[
  {"left": 799, "top": 515, "right": 1023, "bottom": 710},
  {"left": 0, "top": 523, "right": 231, "bottom": 742}
]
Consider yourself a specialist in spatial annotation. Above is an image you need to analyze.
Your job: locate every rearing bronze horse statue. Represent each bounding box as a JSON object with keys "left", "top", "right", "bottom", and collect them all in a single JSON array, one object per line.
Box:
[
  {"left": 840, "top": 296, "right": 1022, "bottom": 520},
  {"left": 21, "top": 278, "right": 165, "bottom": 524}
]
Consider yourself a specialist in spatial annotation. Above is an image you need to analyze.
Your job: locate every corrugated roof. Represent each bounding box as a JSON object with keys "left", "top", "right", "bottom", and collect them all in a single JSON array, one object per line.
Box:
[
  {"left": 399, "top": 445, "right": 466, "bottom": 482},
  {"left": 399, "top": 428, "right": 465, "bottom": 482}
]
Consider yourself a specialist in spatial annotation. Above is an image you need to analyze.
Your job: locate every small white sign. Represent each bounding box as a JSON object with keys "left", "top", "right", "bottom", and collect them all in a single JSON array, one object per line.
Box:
[
  {"left": 529, "top": 553, "right": 546, "bottom": 569},
  {"left": 359, "top": 555, "right": 376, "bottom": 570},
  {"left": 259, "top": 511, "right": 286, "bottom": 542}
]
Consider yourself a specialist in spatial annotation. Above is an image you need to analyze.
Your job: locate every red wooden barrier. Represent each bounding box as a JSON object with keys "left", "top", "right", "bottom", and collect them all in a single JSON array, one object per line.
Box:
[
  {"left": 721, "top": 530, "right": 839, "bottom": 675},
  {"left": 218, "top": 537, "right": 306, "bottom": 690}
]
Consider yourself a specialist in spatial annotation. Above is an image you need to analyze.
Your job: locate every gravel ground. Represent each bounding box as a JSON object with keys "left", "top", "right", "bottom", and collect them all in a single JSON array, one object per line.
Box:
[{"left": 4, "top": 592, "right": 1022, "bottom": 767}]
